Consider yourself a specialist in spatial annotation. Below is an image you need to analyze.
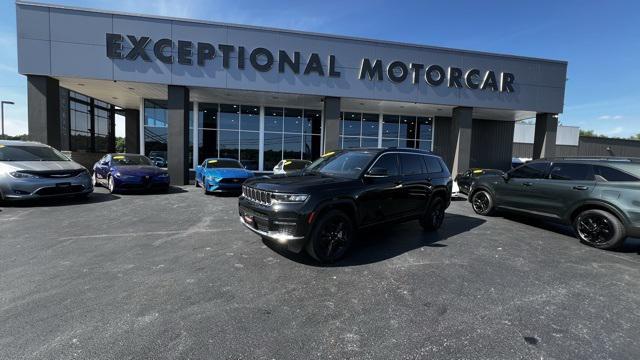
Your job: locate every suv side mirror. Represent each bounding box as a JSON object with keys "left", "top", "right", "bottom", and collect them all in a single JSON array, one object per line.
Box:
[{"left": 366, "top": 167, "right": 389, "bottom": 177}]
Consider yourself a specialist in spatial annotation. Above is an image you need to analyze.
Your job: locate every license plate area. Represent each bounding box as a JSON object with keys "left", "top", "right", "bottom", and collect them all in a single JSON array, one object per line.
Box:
[{"left": 56, "top": 182, "right": 71, "bottom": 188}]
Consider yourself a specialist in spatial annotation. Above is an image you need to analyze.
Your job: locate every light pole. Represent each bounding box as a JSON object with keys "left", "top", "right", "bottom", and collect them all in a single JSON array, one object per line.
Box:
[{"left": 1, "top": 101, "right": 15, "bottom": 139}]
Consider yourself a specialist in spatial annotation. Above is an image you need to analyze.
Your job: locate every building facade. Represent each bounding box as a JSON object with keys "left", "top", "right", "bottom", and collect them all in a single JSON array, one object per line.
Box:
[{"left": 16, "top": 1, "right": 568, "bottom": 184}]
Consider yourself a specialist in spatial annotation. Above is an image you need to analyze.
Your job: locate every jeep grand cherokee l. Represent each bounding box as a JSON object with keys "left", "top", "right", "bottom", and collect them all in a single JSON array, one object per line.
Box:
[
  {"left": 469, "top": 157, "right": 640, "bottom": 250},
  {"left": 238, "top": 148, "right": 452, "bottom": 263}
]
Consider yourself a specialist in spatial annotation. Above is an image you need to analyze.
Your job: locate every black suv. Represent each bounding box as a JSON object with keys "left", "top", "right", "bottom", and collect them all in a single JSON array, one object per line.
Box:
[
  {"left": 469, "top": 157, "right": 640, "bottom": 250},
  {"left": 238, "top": 148, "right": 452, "bottom": 262}
]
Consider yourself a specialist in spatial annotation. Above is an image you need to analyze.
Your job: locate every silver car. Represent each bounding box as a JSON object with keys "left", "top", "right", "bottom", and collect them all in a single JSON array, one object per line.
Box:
[{"left": 0, "top": 140, "right": 93, "bottom": 201}]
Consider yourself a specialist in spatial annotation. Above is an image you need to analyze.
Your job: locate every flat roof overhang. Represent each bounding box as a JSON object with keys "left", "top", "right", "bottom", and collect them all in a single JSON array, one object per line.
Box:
[{"left": 57, "top": 77, "right": 536, "bottom": 121}]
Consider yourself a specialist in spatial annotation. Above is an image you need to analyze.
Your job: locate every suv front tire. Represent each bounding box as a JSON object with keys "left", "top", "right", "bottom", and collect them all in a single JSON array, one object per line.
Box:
[
  {"left": 574, "top": 209, "right": 626, "bottom": 249},
  {"left": 306, "top": 210, "right": 354, "bottom": 263}
]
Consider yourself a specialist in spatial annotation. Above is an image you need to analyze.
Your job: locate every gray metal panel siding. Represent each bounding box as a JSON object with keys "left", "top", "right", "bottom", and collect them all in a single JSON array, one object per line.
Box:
[
  {"left": 470, "top": 119, "right": 514, "bottom": 171},
  {"left": 433, "top": 116, "right": 453, "bottom": 169},
  {"left": 16, "top": 3, "right": 568, "bottom": 114},
  {"left": 512, "top": 142, "right": 533, "bottom": 158},
  {"left": 578, "top": 137, "right": 640, "bottom": 157},
  {"left": 513, "top": 142, "right": 578, "bottom": 158}
]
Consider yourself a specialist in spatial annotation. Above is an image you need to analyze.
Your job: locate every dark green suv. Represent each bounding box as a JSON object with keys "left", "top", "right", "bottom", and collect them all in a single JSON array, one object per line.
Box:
[{"left": 468, "top": 157, "right": 640, "bottom": 250}]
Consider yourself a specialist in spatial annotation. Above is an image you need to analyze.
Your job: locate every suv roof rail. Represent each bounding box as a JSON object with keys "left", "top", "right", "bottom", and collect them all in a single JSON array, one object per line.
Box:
[{"left": 540, "top": 156, "right": 640, "bottom": 163}]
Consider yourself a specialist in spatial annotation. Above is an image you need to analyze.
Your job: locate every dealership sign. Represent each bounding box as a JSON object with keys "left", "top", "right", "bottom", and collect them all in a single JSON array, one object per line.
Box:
[{"left": 106, "top": 33, "right": 515, "bottom": 92}]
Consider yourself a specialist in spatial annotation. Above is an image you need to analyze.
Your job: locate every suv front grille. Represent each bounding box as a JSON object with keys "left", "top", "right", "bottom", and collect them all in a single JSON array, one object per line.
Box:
[{"left": 242, "top": 185, "right": 272, "bottom": 206}]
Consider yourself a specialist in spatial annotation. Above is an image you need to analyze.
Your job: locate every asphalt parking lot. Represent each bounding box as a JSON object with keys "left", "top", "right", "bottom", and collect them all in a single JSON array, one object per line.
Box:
[{"left": 1, "top": 187, "right": 640, "bottom": 359}]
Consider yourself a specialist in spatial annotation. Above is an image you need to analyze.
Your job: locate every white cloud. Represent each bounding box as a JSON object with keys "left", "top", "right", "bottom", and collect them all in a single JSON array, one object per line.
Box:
[
  {"left": 607, "top": 126, "right": 624, "bottom": 135},
  {"left": 598, "top": 115, "right": 623, "bottom": 120}
]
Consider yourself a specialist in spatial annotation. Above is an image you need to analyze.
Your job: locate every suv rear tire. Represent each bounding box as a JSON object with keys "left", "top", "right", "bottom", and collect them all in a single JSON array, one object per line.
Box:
[
  {"left": 306, "top": 210, "right": 354, "bottom": 263},
  {"left": 420, "top": 197, "right": 445, "bottom": 231},
  {"left": 471, "top": 190, "right": 494, "bottom": 216},
  {"left": 574, "top": 209, "right": 626, "bottom": 250}
]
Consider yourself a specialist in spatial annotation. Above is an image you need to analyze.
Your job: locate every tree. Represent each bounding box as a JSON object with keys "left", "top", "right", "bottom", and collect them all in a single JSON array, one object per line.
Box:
[
  {"left": 580, "top": 129, "right": 597, "bottom": 137},
  {"left": 0, "top": 134, "right": 29, "bottom": 141},
  {"left": 115, "top": 137, "right": 125, "bottom": 153}
]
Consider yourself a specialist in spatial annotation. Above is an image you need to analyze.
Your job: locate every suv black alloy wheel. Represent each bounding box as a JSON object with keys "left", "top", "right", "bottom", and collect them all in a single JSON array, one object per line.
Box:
[
  {"left": 307, "top": 210, "right": 354, "bottom": 263},
  {"left": 471, "top": 190, "right": 493, "bottom": 215}
]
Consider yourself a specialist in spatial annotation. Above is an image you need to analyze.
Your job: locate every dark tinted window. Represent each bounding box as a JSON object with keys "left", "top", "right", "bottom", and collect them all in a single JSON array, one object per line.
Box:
[
  {"left": 594, "top": 165, "right": 640, "bottom": 182},
  {"left": 510, "top": 162, "right": 549, "bottom": 179},
  {"left": 423, "top": 156, "right": 442, "bottom": 174},
  {"left": 371, "top": 154, "right": 399, "bottom": 176},
  {"left": 549, "top": 163, "right": 594, "bottom": 181},
  {"left": 283, "top": 160, "right": 310, "bottom": 171},
  {"left": 400, "top": 153, "right": 425, "bottom": 176}
]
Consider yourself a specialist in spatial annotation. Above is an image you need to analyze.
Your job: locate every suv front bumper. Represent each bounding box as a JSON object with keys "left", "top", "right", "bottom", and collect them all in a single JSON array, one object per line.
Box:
[{"left": 238, "top": 197, "right": 309, "bottom": 253}]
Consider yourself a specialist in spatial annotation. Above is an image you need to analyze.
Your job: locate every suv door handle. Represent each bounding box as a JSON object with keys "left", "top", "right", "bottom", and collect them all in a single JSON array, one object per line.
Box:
[
  {"left": 573, "top": 185, "right": 589, "bottom": 191},
  {"left": 523, "top": 182, "right": 533, "bottom": 186}
]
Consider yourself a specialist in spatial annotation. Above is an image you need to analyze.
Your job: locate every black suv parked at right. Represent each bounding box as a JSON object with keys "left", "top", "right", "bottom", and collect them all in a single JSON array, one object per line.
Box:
[
  {"left": 238, "top": 148, "right": 452, "bottom": 263},
  {"left": 469, "top": 157, "right": 640, "bottom": 250}
]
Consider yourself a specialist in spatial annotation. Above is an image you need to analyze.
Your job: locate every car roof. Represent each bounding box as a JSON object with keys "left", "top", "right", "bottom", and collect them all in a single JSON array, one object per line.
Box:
[
  {"left": 337, "top": 147, "right": 435, "bottom": 156},
  {"left": 0, "top": 140, "right": 49, "bottom": 147},
  {"left": 108, "top": 153, "right": 147, "bottom": 157},
  {"left": 535, "top": 157, "right": 640, "bottom": 164},
  {"left": 203, "top": 157, "right": 240, "bottom": 161}
]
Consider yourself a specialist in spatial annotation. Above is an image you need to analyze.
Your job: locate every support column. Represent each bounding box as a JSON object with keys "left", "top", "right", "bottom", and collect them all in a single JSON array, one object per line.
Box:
[
  {"left": 450, "top": 106, "right": 473, "bottom": 178},
  {"left": 124, "top": 108, "right": 140, "bottom": 154},
  {"left": 322, "top": 96, "right": 341, "bottom": 152},
  {"left": 167, "top": 85, "right": 189, "bottom": 186},
  {"left": 27, "top": 75, "right": 61, "bottom": 149},
  {"left": 533, "top": 113, "right": 558, "bottom": 159}
]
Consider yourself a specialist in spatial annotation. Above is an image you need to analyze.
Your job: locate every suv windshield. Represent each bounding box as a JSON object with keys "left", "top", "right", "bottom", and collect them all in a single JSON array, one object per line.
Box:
[
  {"left": 111, "top": 155, "right": 153, "bottom": 166},
  {"left": 206, "top": 159, "right": 243, "bottom": 169},
  {"left": 0, "top": 145, "right": 69, "bottom": 161},
  {"left": 306, "top": 150, "right": 376, "bottom": 179}
]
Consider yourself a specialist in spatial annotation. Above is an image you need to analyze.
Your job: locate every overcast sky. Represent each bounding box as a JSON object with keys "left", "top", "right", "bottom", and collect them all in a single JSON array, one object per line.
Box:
[{"left": 1, "top": 0, "right": 639, "bottom": 138}]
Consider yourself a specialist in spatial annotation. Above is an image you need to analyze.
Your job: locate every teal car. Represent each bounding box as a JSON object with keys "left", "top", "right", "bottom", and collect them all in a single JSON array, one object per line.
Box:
[
  {"left": 469, "top": 157, "right": 640, "bottom": 250},
  {"left": 195, "top": 158, "right": 254, "bottom": 194}
]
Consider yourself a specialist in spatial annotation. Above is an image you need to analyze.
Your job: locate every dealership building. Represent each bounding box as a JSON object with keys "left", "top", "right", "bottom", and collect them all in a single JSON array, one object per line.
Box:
[{"left": 16, "top": 1, "right": 568, "bottom": 184}]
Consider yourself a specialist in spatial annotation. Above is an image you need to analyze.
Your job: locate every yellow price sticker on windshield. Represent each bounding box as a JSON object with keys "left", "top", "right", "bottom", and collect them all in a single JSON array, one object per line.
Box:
[
  {"left": 0, "top": 145, "right": 4, "bottom": 148},
  {"left": 321, "top": 151, "right": 335, "bottom": 157},
  {"left": 284, "top": 160, "right": 292, "bottom": 165},
  {"left": 112, "top": 155, "right": 125, "bottom": 159},
  {"left": 208, "top": 160, "right": 218, "bottom": 164},
  {"left": 473, "top": 169, "right": 483, "bottom": 174}
]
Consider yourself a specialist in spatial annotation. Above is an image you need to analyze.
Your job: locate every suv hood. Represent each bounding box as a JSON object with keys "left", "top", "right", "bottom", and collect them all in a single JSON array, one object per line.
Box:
[
  {"left": 0, "top": 161, "right": 84, "bottom": 173},
  {"left": 245, "top": 172, "right": 358, "bottom": 192}
]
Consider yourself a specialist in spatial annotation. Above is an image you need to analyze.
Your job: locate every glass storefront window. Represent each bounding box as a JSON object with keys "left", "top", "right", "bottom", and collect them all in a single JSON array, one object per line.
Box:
[
  {"left": 200, "top": 103, "right": 218, "bottom": 129},
  {"left": 362, "top": 113, "right": 379, "bottom": 137},
  {"left": 342, "top": 112, "right": 361, "bottom": 136},
  {"left": 303, "top": 109, "right": 321, "bottom": 135},
  {"left": 219, "top": 104, "right": 240, "bottom": 130},
  {"left": 240, "top": 131, "right": 259, "bottom": 170},
  {"left": 144, "top": 100, "right": 193, "bottom": 167},
  {"left": 240, "top": 105, "right": 260, "bottom": 131},
  {"left": 264, "top": 131, "right": 283, "bottom": 170},
  {"left": 265, "top": 107, "right": 283, "bottom": 132},
  {"left": 284, "top": 108, "right": 303, "bottom": 133},
  {"left": 94, "top": 107, "right": 110, "bottom": 153},
  {"left": 382, "top": 114, "right": 399, "bottom": 138},
  {"left": 69, "top": 100, "right": 91, "bottom": 151}
]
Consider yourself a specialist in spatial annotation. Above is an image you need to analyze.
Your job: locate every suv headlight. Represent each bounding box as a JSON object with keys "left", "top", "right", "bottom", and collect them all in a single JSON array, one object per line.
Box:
[
  {"left": 272, "top": 193, "right": 309, "bottom": 203},
  {"left": 9, "top": 171, "right": 39, "bottom": 179}
]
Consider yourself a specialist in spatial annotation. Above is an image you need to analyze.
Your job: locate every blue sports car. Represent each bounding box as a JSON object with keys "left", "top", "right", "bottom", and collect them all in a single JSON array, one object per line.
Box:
[
  {"left": 92, "top": 153, "right": 170, "bottom": 193},
  {"left": 195, "top": 158, "right": 254, "bottom": 194}
]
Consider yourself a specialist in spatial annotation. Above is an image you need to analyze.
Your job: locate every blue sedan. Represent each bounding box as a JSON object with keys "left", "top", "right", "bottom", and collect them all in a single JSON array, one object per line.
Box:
[
  {"left": 93, "top": 153, "right": 170, "bottom": 193},
  {"left": 195, "top": 158, "right": 254, "bottom": 194}
]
